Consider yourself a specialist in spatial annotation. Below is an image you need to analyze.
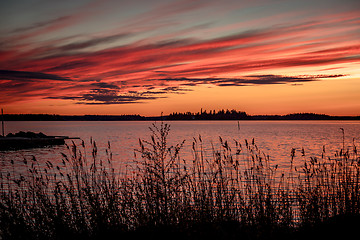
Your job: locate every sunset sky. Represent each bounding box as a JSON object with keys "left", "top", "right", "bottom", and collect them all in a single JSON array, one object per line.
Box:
[{"left": 0, "top": 0, "right": 359, "bottom": 116}]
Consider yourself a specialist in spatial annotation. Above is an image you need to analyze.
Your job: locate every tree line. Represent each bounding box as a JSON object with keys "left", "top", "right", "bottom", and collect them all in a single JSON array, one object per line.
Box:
[
  {"left": 167, "top": 109, "right": 248, "bottom": 120},
  {"left": 2, "top": 112, "right": 359, "bottom": 121}
]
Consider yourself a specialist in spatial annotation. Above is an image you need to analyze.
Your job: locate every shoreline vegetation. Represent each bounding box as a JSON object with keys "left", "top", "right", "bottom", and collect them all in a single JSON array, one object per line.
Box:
[
  {"left": 1, "top": 122, "right": 359, "bottom": 239},
  {"left": 2, "top": 110, "right": 360, "bottom": 121}
]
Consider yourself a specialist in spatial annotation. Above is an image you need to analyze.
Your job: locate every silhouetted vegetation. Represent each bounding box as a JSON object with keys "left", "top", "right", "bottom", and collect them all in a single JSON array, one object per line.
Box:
[
  {"left": 179, "top": 113, "right": 354, "bottom": 120},
  {"left": 1, "top": 122, "right": 360, "bottom": 239},
  {"left": 3, "top": 111, "right": 360, "bottom": 121},
  {"left": 2, "top": 114, "right": 146, "bottom": 121},
  {"left": 168, "top": 110, "right": 360, "bottom": 120},
  {"left": 251, "top": 113, "right": 360, "bottom": 120},
  {"left": 168, "top": 109, "right": 249, "bottom": 120}
]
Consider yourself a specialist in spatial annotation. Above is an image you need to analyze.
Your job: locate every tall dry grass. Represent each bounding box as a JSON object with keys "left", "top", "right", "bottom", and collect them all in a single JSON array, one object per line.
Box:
[{"left": 0, "top": 122, "right": 359, "bottom": 239}]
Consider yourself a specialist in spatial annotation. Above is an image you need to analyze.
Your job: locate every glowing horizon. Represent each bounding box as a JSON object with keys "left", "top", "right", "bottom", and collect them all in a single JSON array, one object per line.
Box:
[{"left": 1, "top": 0, "right": 359, "bottom": 116}]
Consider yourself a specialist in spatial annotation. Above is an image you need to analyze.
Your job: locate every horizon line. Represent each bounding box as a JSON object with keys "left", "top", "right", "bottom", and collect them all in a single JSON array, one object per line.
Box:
[{"left": 2, "top": 112, "right": 360, "bottom": 118}]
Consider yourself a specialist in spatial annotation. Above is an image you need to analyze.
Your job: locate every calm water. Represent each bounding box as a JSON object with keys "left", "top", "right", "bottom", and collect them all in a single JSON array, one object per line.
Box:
[{"left": 1, "top": 121, "right": 360, "bottom": 174}]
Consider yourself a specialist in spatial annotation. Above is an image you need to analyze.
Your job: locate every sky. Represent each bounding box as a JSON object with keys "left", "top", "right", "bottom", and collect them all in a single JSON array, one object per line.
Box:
[{"left": 0, "top": 0, "right": 359, "bottom": 116}]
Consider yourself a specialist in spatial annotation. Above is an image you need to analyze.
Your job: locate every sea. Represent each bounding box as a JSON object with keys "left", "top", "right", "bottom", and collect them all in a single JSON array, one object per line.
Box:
[{"left": 1, "top": 120, "right": 359, "bottom": 175}]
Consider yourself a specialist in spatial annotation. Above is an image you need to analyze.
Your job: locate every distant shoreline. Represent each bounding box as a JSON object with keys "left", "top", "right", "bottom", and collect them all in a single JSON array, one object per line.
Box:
[{"left": 2, "top": 112, "right": 360, "bottom": 121}]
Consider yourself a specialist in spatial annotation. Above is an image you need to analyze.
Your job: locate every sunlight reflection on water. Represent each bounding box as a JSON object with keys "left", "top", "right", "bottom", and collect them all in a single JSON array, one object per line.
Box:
[{"left": 1, "top": 121, "right": 359, "bottom": 175}]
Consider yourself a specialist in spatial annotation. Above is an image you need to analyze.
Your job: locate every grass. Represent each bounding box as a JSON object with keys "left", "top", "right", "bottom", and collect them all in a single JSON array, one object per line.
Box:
[{"left": 1, "top": 122, "right": 359, "bottom": 239}]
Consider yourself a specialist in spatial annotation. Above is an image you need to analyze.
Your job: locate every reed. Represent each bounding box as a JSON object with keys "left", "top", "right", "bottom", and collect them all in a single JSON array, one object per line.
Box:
[{"left": 1, "top": 122, "right": 359, "bottom": 239}]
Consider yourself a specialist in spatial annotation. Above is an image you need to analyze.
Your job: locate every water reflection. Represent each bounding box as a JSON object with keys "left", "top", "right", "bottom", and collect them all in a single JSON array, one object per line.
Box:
[{"left": 1, "top": 121, "right": 359, "bottom": 175}]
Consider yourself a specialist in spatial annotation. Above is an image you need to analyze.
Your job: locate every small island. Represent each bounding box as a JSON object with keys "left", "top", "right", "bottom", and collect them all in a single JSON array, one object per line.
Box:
[{"left": 0, "top": 131, "right": 77, "bottom": 151}]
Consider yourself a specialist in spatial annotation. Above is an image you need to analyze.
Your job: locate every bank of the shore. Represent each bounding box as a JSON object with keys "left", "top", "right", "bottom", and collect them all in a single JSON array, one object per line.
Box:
[{"left": 2, "top": 112, "right": 360, "bottom": 121}]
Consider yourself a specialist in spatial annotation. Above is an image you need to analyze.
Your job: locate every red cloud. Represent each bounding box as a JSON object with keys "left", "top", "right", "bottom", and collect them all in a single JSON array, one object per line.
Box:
[{"left": 0, "top": 7, "right": 359, "bottom": 105}]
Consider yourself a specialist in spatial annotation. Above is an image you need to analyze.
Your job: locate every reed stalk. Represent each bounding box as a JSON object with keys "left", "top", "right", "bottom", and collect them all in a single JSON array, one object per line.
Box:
[{"left": 1, "top": 122, "right": 359, "bottom": 239}]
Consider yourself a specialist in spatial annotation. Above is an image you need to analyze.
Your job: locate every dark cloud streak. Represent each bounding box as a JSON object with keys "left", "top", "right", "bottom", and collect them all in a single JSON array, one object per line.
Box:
[
  {"left": 45, "top": 61, "right": 96, "bottom": 72},
  {"left": 8, "top": 16, "right": 70, "bottom": 34},
  {"left": 57, "top": 33, "right": 133, "bottom": 51},
  {"left": 43, "top": 74, "right": 345, "bottom": 105},
  {"left": 47, "top": 90, "right": 161, "bottom": 105},
  {"left": 160, "top": 74, "right": 346, "bottom": 87},
  {"left": 0, "top": 70, "right": 73, "bottom": 82}
]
